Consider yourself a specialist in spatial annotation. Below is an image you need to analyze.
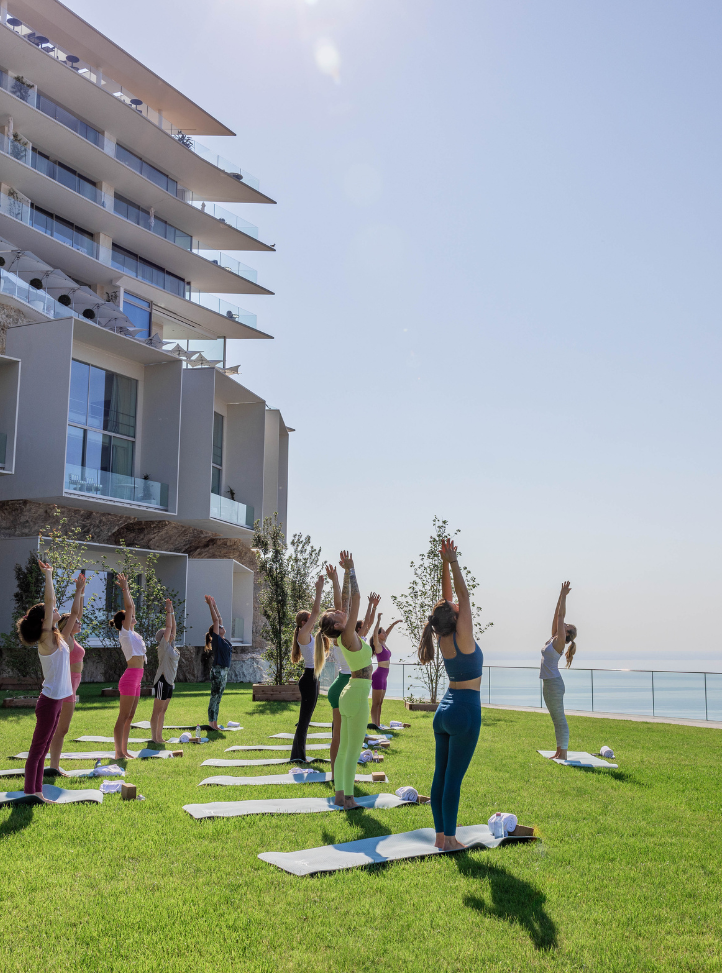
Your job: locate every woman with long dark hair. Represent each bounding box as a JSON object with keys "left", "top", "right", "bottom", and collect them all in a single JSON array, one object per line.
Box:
[
  {"left": 369, "top": 613, "right": 401, "bottom": 728},
  {"left": 17, "top": 560, "right": 83, "bottom": 801},
  {"left": 150, "top": 598, "right": 179, "bottom": 744},
  {"left": 540, "top": 581, "right": 577, "bottom": 760},
  {"left": 419, "top": 538, "right": 483, "bottom": 851},
  {"left": 112, "top": 573, "right": 147, "bottom": 759},
  {"left": 289, "top": 573, "right": 327, "bottom": 762},
  {"left": 204, "top": 595, "right": 232, "bottom": 731},
  {"left": 47, "top": 571, "right": 87, "bottom": 774}
]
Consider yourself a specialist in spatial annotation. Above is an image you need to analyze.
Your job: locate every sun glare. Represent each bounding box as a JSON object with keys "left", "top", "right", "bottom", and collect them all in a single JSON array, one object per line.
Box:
[{"left": 314, "top": 37, "right": 341, "bottom": 82}]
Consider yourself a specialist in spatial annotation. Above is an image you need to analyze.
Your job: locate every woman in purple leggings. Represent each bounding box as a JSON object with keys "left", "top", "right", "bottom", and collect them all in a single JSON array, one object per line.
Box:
[{"left": 369, "top": 613, "right": 401, "bottom": 728}]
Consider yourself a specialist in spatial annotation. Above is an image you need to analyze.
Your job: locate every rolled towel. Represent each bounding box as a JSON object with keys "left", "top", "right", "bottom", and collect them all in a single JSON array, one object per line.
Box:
[
  {"left": 357, "top": 749, "right": 373, "bottom": 765},
  {"left": 99, "top": 780, "right": 123, "bottom": 794},
  {"left": 179, "top": 732, "right": 191, "bottom": 743},
  {"left": 92, "top": 763, "right": 125, "bottom": 777},
  {"left": 389, "top": 721, "right": 404, "bottom": 728},
  {"left": 488, "top": 812, "right": 518, "bottom": 836},
  {"left": 600, "top": 745, "right": 614, "bottom": 759},
  {"left": 227, "top": 721, "right": 241, "bottom": 728},
  {"left": 395, "top": 786, "right": 419, "bottom": 803}
]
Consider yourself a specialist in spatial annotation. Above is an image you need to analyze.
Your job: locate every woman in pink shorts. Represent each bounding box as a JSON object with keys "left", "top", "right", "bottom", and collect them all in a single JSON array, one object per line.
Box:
[
  {"left": 369, "top": 613, "right": 401, "bottom": 728},
  {"left": 47, "top": 571, "right": 87, "bottom": 774},
  {"left": 112, "top": 573, "right": 146, "bottom": 759}
]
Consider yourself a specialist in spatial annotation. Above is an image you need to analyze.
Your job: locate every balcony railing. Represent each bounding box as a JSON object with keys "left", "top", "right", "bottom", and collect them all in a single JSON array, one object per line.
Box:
[
  {"left": 231, "top": 617, "right": 245, "bottom": 642},
  {"left": 210, "top": 492, "right": 254, "bottom": 528},
  {"left": 0, "top": 266, "right": 75, "bottom": 319},
  {"left": 189, "top": 293, "right": 258, "bottom": 331},
  {"left": 65, "top": 463, "right": 168, "bottom": 509},
  {"left": 192, "top": 248, "right": 258, "bottom": 284},
  {"left": 0, "top": 432, "right": 7, "bottom": 468},
  {"left": 189, "top": 201, "right": 259, "bottom": 240},
  {"left": 1, "top": 19, "right": 262, "bottom": 192}
]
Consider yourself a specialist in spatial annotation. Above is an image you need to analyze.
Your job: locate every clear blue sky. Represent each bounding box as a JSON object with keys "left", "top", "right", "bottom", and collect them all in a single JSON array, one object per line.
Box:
[{"left": 69, "top": 0, "right": 722, "bottom": 670}]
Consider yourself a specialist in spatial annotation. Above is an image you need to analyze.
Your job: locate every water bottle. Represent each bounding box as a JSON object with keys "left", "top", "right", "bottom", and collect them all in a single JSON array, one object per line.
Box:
[
  {"left": 195, "top": 725, "right": 201, "bottom": 742},
  {"left": 492, "top": 812, "right": 504, "bottom": 838}
]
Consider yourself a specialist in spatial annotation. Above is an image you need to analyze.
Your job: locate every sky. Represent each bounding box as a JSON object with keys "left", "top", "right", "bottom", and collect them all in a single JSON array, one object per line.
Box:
[{"left": 67, "top": 0, "right": 722, "bottom": 670}]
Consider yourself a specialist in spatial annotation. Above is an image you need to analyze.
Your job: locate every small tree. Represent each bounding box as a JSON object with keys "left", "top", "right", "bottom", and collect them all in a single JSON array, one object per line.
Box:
[
  {"left": 392, "top": 516, "right": 492, "bottom": 703},
  {"left": 253, "top": 515, "right": 291, "bottom": 685}
]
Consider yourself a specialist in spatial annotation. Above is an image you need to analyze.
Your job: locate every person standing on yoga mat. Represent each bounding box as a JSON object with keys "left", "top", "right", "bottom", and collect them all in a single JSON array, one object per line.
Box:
[
  {"left": 419, "top": 538, "right": 483, "bottom": 851},
  {"left": 112, "top": 573, "right": 147, "bottom": 759},
  {"left": 150, "top": 598, "right": 179, "bottom": 745},
  {"left": 47, "top": 571, "right": 87, "bottom": 774},
  {"left": 356, "top": 591, "right": 380, "bottom": 638},
  {"left": 205, "top": 595, "right": 232, "bottom": 731},
  {"left": 18, "top": 560, "right": 81, "bottom": 801},
  {"left": 324, "top": 564, "right": 350, "bottom": 775},
  {"left": 540, "top": 581, "right": 577, "bottom": 760},
  {"left": 315, "top": 552, "right": 371, "bottom": 810},
  {"left": 369, "top": 613, "right": 401, "bottom": 729},
  {"left": 289, "top": 574, "right": 328, "bottom": 762}
]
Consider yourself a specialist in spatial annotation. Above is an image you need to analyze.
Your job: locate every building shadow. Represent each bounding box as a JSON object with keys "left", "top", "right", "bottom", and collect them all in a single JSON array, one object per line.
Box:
[{"left": 454, "top": 853, "right": 558, "bottom": 951}]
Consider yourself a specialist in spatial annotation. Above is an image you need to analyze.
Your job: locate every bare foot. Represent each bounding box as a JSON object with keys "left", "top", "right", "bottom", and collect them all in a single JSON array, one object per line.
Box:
[
  {"left": 434, "top": 832, "right": 445, "bottom": 849},
  {"left": 343, "top": 799, "right": 364, "bottom": 811},
  {"left": 442, "top": 836, "right": 467, "bottom": 852},
  {"left": 208, "top": 722, "right": 220, "bottom": 731},
  {"left": 558, "top": 750, "right": 568, "bottom": 760},
  {"left": 151, "top": 740, "right": 167, "bottom": 746},
  {"left": 32, "top": 791, "right": 56, "bottom": 804},
  {"left": 334, "top": 791, "right": 345, "bottom": 808},
  {"left": 123, "top": 752, "right": 136, "bottom": 759}
]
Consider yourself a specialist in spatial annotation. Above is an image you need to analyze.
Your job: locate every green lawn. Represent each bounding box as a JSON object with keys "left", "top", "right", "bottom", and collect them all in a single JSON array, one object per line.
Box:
[{"left": 0, "top": 683, "right": 720, "bottom": 973}]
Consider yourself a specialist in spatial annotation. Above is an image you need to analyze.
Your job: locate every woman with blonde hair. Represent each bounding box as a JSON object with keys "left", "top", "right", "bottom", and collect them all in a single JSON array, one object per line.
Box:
[
  {"left": 419, "top": 538, "right": 483, "bottom": 851},
  {"left": 540, "top": 581, "right": 577, "bottom": 760},
  {"left": 289, "top": 573, "right": 327, "bottom": 762},
  {"left": 17, "top": 561, "right": 83, "bottom": 801},
  {"left": 47, "top": 571, "right": 87, "bottom": 774},
  {"left": 112, "top": 573, "right": 147, "bottom": 759}
]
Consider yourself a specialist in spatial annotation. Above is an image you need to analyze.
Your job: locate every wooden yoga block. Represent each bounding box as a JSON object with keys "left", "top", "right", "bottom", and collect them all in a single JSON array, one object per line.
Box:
[
  {"left": 371, "top": 772, "right": 386, "bottom": 782},
  {"left": 371, "top": 754, "right": 384, "bottom": 763},
  {"left": 508, "top": 824, "right": 535, "bottom": 837},
  {"left": 171, "top": 750, "right": 184, "bottom": 757},
  {"left": 417, "top": 795, "right": 431, "bottom": 804},
  {"left": 121, "top": 782, "right": 137, "bottom": 801}
]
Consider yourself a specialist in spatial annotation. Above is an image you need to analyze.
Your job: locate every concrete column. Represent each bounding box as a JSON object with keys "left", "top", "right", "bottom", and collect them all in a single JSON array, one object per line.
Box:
[
  {"left": 0, "top": 3, "right": 8, "bottom": 25},
  {"left": 97, "top": 232, "right": 113, "bottom": 265},
  {"left": 99, "top": 180, "right": 114, "bottom": 210}
]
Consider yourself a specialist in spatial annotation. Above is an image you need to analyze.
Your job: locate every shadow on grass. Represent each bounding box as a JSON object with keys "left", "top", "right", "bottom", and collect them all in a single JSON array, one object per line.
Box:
[
  {"left": 455, "top": 854, "right": 558, "bottom": 951},
  {"left": 0, "top": 802, "right": 34, "bottom": 838},
  {"left": 252, "top": 702, "right": 300, "bottom": 716}
]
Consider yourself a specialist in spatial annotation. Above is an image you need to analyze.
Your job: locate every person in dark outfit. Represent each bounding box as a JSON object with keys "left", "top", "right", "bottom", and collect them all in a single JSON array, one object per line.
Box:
[{"left": 204, "top": 595, "right": 232, "bottom": 730}]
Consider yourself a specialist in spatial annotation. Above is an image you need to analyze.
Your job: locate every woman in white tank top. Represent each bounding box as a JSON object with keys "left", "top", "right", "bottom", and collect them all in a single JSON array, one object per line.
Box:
[
  {"left": 540, "top": 581, "right": 577, "bottom": 760},
  {"left": 289, "top": 574, "right": 328, "bottom": 762}
]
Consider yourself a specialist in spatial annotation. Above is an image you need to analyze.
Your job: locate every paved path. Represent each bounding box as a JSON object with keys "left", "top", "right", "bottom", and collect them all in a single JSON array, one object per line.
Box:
[{"left": 481, "top": 702, "right": 722, "bottom": 730}]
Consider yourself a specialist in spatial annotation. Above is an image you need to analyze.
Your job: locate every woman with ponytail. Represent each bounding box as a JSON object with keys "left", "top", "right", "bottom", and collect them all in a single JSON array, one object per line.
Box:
[
  {"left": 18, "top": 560, "right": 82, "bottom": 801},
  {"left": 289, "top": 573, "right": 327, "bottom": 762},
  {"left": 369, "top": 613, "right": 401, "bottom": 729},
  {"left": 323, "top": 564, "right": 349, "bottom": 775},
  {"left": 47, "top": 571, "right": 87, "bottom": 774},
  {"left": 540, "top": 581, "right": 577, "bottom": 760},
  {"left": 112, "top": 573, "right": 147, "bottom": 759},
  {"left": 420, "top": 538, "right": 483, "bottom": 851}
]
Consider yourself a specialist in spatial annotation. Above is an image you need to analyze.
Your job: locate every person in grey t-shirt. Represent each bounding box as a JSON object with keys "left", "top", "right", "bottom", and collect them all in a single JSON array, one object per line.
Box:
[{"left": 150, "top": 598, "right": 179, "bottom": 744}]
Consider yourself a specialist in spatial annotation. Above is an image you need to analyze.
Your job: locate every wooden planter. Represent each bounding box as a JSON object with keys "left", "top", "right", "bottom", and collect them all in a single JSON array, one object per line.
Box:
[
  {"left": 2, "top": 696, "right": 39, "bottom": 708},
  {"left": 252, "top": 683, "right": 301, "bottom": 702},
  {"left": 405, "top": 701, "right": 439, "bottom": 712},
  {"left": 0, "top": 678, "right": 42, "bottom": 691}
]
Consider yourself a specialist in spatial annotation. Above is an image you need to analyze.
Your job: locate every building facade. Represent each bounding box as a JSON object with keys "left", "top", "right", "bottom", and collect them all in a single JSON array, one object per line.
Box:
[{"left": 0, "top": 0, "right": 290, "bottom": 681}]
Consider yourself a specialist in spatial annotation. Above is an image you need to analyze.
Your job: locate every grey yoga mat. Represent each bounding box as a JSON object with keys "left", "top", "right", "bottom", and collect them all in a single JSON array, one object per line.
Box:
[
  {"left": 12, "top": 749, "right": 176, "bottom": 761},
  {"left": 0, "top": 766, "right": 117, "bottom": 779},
  {"left": 537, "top": 750, "right": 618, "bottom": 769},
  {"left": 309, "top": 722, "right": 332, "bottom": 727},
  {"left": 131, "top": 721, "right": 242, "bottom": 731},
  {"left": 259, "top": 825, "right": 531, "bottom": 876},
  {"left": 199, "top": 772, "right": 386, "bottom": 786},
  {"left": 224, "top": 744, "right": 331, "bottom": 752},
  {"left": 184, "top": 793, "right": 414, "bottom": 820},
  {"left": 74, "top": 736, "right": 151, "bottom": 743},
  {"left": 0, "top": 785, "right": 103, "bottom": 807},
  {"left": 269, "top": 733, "right": 333, "bottom": 740},
  {"left": 202, "top": 757, "right": 332, "bottom": 767}
]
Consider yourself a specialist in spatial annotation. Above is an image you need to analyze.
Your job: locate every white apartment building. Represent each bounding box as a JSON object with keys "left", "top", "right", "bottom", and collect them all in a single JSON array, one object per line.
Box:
[{"left": 0, "top": 0, "right": 291, "bottom": 676}]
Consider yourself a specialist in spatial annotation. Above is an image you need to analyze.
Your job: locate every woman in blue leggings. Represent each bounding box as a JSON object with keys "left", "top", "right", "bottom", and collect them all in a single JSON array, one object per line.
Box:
[{"left": 419, "top": 538, "right": 483, "bottom": 852}]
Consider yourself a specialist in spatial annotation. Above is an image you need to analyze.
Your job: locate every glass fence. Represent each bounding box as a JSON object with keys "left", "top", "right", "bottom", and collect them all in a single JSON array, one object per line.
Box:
[
  {"left": 64, "top": 463, "right": 168, "bottom": 509},
  {"left": 190, "top": 201, "right": 260, "bottom": 240},
  {"left": 193, "top": 248, "right": 258, "bottom": 284},
  {"left": 210, "top": 492, "right": 254, "bottom": 528},
  {"left": 189, "top": 293, "right": 259, "bottom": 330},
  {"left": 0, "top": 266, "right": 73, "bottom": 319},
  {"left": 231, "top": 617, "right": 245, "bottom": 642},
  {"left": 318, "top": 662, "right": 722, "bottom": 722},
  {"left": 0, "top": 431, "right": 6, "bottom": 468}
]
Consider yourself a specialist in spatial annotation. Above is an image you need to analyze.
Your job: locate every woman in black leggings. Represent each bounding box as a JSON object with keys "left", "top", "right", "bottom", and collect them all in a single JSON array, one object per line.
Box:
[{"left": 290, "top": 574, "right": 327, "bottom": 762}]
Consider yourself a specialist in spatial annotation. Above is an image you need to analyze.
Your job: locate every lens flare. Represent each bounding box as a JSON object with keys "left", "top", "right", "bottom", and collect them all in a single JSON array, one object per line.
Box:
[{"left": 314, "top": 38, "right": 341, "bottom": 82}]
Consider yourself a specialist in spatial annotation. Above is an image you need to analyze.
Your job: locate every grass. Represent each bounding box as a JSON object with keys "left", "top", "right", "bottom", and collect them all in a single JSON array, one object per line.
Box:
[{"left": 0, "top": 683, "right": 721, "bottom": 973}]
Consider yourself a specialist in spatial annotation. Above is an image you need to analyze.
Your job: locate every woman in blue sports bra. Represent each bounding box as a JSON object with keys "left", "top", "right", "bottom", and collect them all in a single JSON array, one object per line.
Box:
[{"left": 418, "top": 538, "right": 483, "bottom": 851}]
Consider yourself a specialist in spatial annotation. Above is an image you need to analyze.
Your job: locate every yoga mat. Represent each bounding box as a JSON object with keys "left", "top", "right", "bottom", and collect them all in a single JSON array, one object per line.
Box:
[
  {"left": 309, "top": 722, "right": 332, "bottom": 727},
  {"left": 537, "top": 750, "right": 618, "bottom": 769},
  {"left": 202, "top": 757, "right": 332, "bottom": 767},
  {"left": 131, "top": 721, "right": 242, "bottom": 731},
  {"left": 224, "top": 744, "right": 331, "bottom": 752},
  {"left": 0, "top": 785, "right": 103, "bottom": 807},
  {"left": 74, "top": 736, "right": 151, "bottom": 743},
  {"left": 259, "top": 824, "right": 532, "bottom": 876},
  {"left": 0, "top": 766, "right": 120, "bottom": 779},
  {"left": 12, "top": 750, "right": 176, "bottom": 761},
  {"left": 199, "top": 772, "right": 386, "bottom": 786},
  {"left": 269, "top": 733, "right": 333, "bottom": 740},
  {"left": 183, "top": 793, "right": 413, "bottom": 820}
]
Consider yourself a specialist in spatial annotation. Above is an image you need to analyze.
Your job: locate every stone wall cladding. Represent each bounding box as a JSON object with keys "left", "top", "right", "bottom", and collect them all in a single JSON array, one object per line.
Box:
[{"left": 0, "top": 500, "right": 267, "bottom": 683}]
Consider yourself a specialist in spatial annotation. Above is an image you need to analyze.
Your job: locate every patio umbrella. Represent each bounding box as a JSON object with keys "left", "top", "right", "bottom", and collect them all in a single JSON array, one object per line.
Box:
[
  {"left": 162, "top": 343, "right": 192, "bottom": 358},
  {"left": 39, "top": 268, "right": 79, "bottom": 304},
  {"left": 3, "top": 249, "right": 53, "bottom": 282},
  {"left": 94, "top": 301, "right": 133, "bottom": 330},
  {"left": 145, "top": 332, "right": 164, "bottom": 349},
  {"left": 66, "top": 286, "right": 102, "bottom": 319},
  {"left": 222, "top": 365, "right": 240, "bottom": 375}
]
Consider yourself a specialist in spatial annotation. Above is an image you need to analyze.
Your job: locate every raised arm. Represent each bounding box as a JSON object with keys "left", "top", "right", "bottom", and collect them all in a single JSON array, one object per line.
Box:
[
  {"left": 298, "top": 575, "right": 325, "bottom": 642},
  {"left": 205, "top": 594, "right": 220, "bottom": 635},
  {"left": 116, "top": 573, "right": 135, "bottom": 628},
  {"left": 341, "top": 563, "right": 351, "bottom": 615},
  {"left": 384, "top": 619, "right": 401, "bottom": 638},
  {"left": 553, "top": 582, "right": 571, "bottom": 652},
  {"left": 326, "top": 564, "right": 342, "bottom": 610},
  {"left": 551, "top": 588, "right": 563, "bottom": 638},
  {"left": 37, "top": 560, "right": 56, "bottom": 634},
  {"left": 359, "top": 592, "right": 380, "bottom": 638},
  {"left": 372, "top": 612, "right": 382, "bottom": 653},
  {"left": 65, "top": 571, "right": 86, "bottom": 634},
  {"left": 441, "top": 558, "right": 454, "bottom": 603},
  {"left": 163, "top": 597, "right": 174, "bottom": 643},
  {"left": 339, "top": 551, "right": 361, "bottom": 650},
  {"left": 440, "top": 539, "right": 474, "bottom": 652}
]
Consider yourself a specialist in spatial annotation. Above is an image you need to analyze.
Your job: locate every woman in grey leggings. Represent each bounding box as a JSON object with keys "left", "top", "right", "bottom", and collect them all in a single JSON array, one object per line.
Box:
[{"left": 540, "top": 581, "right": 577, "bottom": 759}]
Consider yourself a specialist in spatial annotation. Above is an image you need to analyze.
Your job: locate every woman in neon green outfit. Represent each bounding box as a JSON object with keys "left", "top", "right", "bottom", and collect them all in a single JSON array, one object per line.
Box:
[{"left": 314, "top": 551, "right": 371, "bottom": 810}]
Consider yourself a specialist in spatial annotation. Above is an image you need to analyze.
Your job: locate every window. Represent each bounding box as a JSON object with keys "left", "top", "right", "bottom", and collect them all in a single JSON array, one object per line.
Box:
[
  {"left": 111, "top": 244, "right": 187, "bottom": 298},
  {"left": 115, "top": 144, "right": 178, "bottom": 197},
  {"left": 211, "top": 412, "right": 223, "bottom": 495},
  {"left": 67, "top": 360, "right": 137, "bottom": 477},
  {"left": 31, "top": 148, "right": 99, "bottom": 203},
  {"left": 122, "top": 293, "right": 152, "bottom": 339},
  {"left": 37, "top": 92, "right": 102, "bottom": 146},
  {"left": 31, "top": 205, "right": 95, "bottom": 257},
  {"left": 114, "top": 194, "right": 191, "bottom": 250}
]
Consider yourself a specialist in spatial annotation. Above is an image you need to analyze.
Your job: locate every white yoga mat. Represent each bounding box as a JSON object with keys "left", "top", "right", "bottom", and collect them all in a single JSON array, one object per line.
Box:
[
  {"left": 184, "top": 793, "right": 413, "bottom": 820},
  {"left": 74, "top": 736, "right": 151, "bottom": 743},
  {"left": 269, "top": 733, "right": 333, "bottom": 740},
  {"left": 0, "top": 785, "right": 103, "bottom": 807},
  {"left": 309, "top": 722, "right": 332, "bottom": 727},
  {"left": 0, "top": 766, "right": 122, "bottom": 779},
  {"left": 537, "top": 750, "right": 618, "bottom": 769},
  {"left": 12, "top": 750, "right": 176, "bottom": 761},
  {"left": 259, "top": 824, "right": 529, "bottom": 875},
  {"left": 202, "top": 757, "right": 332, "bottom": 767},
  {"left": 224, "top": 744, "right": 331, "bottom": 752},
  {"left": 199, "top": 772, "right": 386, "bottom": 786},
  {"left": 131, "top": 721, "right": 242, "bottom": 731}
]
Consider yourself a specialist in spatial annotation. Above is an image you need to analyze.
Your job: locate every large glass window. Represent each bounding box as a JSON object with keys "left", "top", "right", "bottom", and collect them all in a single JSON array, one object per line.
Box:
[
  {"left": 211, "top": 412, "right": 223, "bottom": 495},
  {"left": 36, "top": 92, "right": 102, "bottom": 146},
  {"left": 31, "top": 205, "right": 95, "bottom": 257},
  {"left": 67, "top": 360, "right": 138, "bottom": 478},
  {"left": 111, "top": 244, "right": 186, "bottom": 298},
  {"left": 122, "top": 293, "right": 152, "bottom": 339},
  {"left": 114, "top": 194, "right": 191, "bottom": 249},
  {"left": 31, "top": 148, "right": 99, "bottom": 203},
  {"left": 115, "top": 144, "right": 178, "bottom": 197}
]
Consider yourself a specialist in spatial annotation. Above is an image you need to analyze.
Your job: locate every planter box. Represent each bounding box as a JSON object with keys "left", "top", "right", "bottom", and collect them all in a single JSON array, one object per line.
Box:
[
  {"left": 405, "top": 701, "right": 439, "bottom": 712},
  {"left": 2, "top": 696, "right": 38, "bottom": 708},
  {"left": 0, "top": 678, "right": 42, "bottom": 691},
  {"left": 252, "top": 683, "right": 301, "bottom": 702}
]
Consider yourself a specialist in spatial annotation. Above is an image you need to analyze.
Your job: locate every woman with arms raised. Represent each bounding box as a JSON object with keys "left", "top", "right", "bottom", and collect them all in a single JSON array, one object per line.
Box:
[
  {"left": 369, "top": 613, "right": 401, "bottom": 729},
  {"left": 204, "top": 595, "right": 232, "bottom": 731},
  {"left": 419, "top": 538, "right": 483, "bottom": 851},
  {"left": 112, "top": 573, "right": 147, "bottom": 759},
  {"left": 150, "top": 598, "right": 179, "bottom": 745},
  {"left": 47, "top": 571, "right": 87, "bottom": 774},
  {"left": 289, "top": 573, "right": 328, "bottom": 762},
  {"left": 315, "top": 552, "right": 372, "bottom": 810},
  {"left": 18, "top": 560, "right": 81, "bottom": 801},
  {"left": 540, "top": 582, "right": 576, "bottom": 760},
  {"left": 324, "top": 564, "right": 350, "bottom": 775}
]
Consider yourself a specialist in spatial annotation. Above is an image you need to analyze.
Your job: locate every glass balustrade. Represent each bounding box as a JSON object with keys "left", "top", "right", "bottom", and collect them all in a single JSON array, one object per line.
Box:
[
  {"left": 65, "top": 463, "right": 168, "bottom": 508},
  {"left": 209, "top": 492, "right": 254, "bottom": 528},
  {"left": 189, "top": 293, "right": 258, "bottom": 330},
  {"left": 193, "top": 248, "right": 258, "bottom": 284},
  {"left": 231, "top": 617, "right": 245, "bottom": 642},
  {"left": 0, "top": 266, "right": 75, "bottom": 319},
  {"left": 0, "top": 431, "right": 6, "bottom": 468},
  {"left": 189, "top": 201, "right": 259, "bottom": 239}
]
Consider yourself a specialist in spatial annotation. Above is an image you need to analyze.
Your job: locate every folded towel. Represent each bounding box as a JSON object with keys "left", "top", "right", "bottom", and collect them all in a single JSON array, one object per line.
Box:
[
  {"left": 179, "top": 732, "right": 191, "bottom": 743},
  {"left": 389, "top": 721, "right": 404, "bottom": 728},
  {"left": 488, "top": 812, "right": 518, "bottom": 836},
  {"left": 227, "top": 721, "right": 241, "bottom": 728},
  {"left": 99, "top": 780, "right": 123, "bottom": 794},
  {"left": 92, "top": 763, "right": 125, "bottom": 777},
  {"left": 600, "top": 745, "right": 614, "bottom": 758},
  {"left": 395, "top": 786, "right": 418, "bottom": 803},
  {"left": 357, "top": 750, "right": 373, "bottom": 765}
]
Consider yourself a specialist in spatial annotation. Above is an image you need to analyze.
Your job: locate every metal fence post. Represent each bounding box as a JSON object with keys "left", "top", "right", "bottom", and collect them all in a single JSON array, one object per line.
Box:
[
  {"left": 591, "top": 669, "right": 594, "bottom": 712},
  {"left": 704, "top": 672, "right": 708, "bottom": 721},
  {"left": 402, "top": 664, "right": 405, "bottom": 700},
  {"left": 488, "top": 667, "right": 491, "bottom": 704},
  {"left": 651, "top": 671, "right": 655, "bottom": 716}
]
